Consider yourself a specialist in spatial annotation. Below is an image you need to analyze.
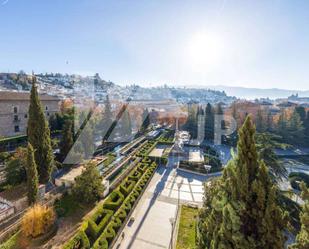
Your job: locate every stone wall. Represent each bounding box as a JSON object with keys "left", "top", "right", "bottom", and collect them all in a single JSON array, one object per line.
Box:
[{"left": 0, "top": 99, "right": 59, "bottom": 137}]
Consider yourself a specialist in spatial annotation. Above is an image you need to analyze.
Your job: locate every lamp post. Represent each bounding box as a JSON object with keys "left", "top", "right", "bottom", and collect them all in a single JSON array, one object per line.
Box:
[
  {"left": 177, "top": 179, "right": 184, "bottom": 207},
  {"left": 169, "top": 217, "right": 175, "bottom": 249},
  {"left": 204, "top": 165, "right": 212, "bottom": 175}
]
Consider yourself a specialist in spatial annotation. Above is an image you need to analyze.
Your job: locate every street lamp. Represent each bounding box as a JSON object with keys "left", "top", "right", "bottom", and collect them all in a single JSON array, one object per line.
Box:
[
  {"left": 169, "top": 217, "right": 175, "bottom": 249},
  {"left": 177, "top": 179, "right": 184, "bottom": 207},
  {"left": 204, "top": 165, "right": 212, "bottom": 175}
]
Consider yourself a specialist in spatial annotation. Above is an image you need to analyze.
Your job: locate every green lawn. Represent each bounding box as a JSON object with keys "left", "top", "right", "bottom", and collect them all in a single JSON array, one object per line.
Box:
[{"left": 176, "top": 206, "right": 198, "bottom": 249}]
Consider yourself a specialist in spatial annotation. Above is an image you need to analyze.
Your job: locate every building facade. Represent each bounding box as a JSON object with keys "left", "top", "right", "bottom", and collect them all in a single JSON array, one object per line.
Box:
[{"left": 0, "top": 91, "right": 60, "bottom": 137}]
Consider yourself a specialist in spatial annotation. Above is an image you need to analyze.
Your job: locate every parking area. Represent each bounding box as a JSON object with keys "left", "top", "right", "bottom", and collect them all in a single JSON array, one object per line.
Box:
[{"left": 114, "top": 164, "right": 209, "bottom": 249}]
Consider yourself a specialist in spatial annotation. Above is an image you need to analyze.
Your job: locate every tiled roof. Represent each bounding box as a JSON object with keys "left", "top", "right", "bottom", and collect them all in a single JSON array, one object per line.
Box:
[{"left": 0, "top": 91, "right": 60, "bottom": 101}]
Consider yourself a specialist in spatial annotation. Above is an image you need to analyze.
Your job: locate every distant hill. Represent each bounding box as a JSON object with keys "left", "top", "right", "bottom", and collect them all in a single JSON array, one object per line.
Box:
[
  {"left": 205, "top": 85, "right": 309, "bottom": 100},
  {"left": 0, "top": 72, "right": 236, "bottom": 104}
]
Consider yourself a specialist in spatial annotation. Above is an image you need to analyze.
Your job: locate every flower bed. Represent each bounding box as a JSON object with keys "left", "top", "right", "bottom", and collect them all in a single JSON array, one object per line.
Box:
[{"left": 63, "top": 157, "right": 157, "bottom": 249}]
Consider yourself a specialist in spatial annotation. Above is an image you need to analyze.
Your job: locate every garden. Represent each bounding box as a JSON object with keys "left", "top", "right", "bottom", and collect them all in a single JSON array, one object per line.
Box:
[{"left": 63, "top": 157, "right": 158, "bottom": 249}]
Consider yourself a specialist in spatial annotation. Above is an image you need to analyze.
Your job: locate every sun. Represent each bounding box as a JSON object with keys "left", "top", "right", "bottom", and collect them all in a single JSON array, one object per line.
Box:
[{"left": 187, "top": 32, "right": 225, "bottom": 72}]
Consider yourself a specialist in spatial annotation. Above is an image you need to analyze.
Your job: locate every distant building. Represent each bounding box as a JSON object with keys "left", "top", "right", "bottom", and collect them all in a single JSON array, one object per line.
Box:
[{"left": 0, "top": 91, "right": 60, "bottom": 137}]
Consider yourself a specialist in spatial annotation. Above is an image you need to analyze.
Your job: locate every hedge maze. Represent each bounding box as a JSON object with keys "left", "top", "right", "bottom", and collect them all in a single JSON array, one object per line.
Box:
[
  {"left": 135, "top": 140, "right": 157, "bottom": 157},
  {"left": 63, "top": 157, "right": 157, "bottom": 249}
]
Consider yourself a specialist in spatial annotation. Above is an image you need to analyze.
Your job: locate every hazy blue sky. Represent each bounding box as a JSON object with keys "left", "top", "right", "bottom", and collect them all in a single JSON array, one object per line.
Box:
[{"left": 1, "top": 0, "right": 309, "bottom": 90}]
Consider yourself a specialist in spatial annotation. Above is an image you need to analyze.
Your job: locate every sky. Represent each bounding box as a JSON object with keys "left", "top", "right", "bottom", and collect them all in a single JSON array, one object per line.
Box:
[{"left": 1, "top": 0, "right": 309, "bottom": 90}]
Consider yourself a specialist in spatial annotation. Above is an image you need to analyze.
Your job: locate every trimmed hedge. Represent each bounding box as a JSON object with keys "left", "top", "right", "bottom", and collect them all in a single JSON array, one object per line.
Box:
[
  {"left": 136, "top": 141, "right": 157, "bottom": 157},
  {"left": 85, "top": 208, "right": 113, "bottom": 242},
  {"left": 119, "top": 180, "right": 136, "bottom": 197},
  {"left": 62, "top": 230, "right": 90, "bottom": 249},
  {"left": 103, "top": 191, "right": 124, "bottom": 211},
  {"left": 63, "top": 156, "right": 158, "bottom": 249},
  {"left": 92, "top": 164, "right": 156, "bottom": 248}
]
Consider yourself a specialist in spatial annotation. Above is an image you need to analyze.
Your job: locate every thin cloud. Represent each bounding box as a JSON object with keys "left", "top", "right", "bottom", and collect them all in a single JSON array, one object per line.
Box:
[{"left": 1, "top": 0, "right": 9, "bottom": 6}]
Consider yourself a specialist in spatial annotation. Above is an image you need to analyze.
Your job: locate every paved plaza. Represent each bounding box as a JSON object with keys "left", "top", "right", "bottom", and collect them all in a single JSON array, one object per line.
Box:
[{"left": 114, "top": 163, "right": 210, "bottom": 249}]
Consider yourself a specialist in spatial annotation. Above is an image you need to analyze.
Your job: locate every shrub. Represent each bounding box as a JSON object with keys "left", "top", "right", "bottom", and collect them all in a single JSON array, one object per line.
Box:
[
  {"left": 103, "top": 226, "right": 116, "bottom": 244},
  {"left": 123, "top": 201, "right": 132, "bottom": 213},
  {"left": 119, "top": 180, "right": 136, "bottom": 197},
  {"left": 21, "top": 204, "right": 56, "bottom": 238},
  {"left": 128, "top": 169, "right": 143, "bottom": 182},
  {"left": 103, "top": 191, "right": 124, "bottom": 211},
  {"left": 110, "top": 217, "right": 122, "bottom": 233},
  {"left": 115, "top": 208, "right": 127, "bottom": 222},
  {"left": 72, "top": 163, "right": 104, "bottom": 204},
  {"left": 92, "top": 236, "right": 108, "bottom": 249},
  {"left": 86, "top": 208, "right": 113, "bottom": 241},
  {"left": 63, "top": 230, "right": 90, "bottom": 249}
]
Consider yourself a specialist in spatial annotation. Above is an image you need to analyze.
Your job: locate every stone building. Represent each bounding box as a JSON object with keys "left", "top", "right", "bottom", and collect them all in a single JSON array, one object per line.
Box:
[{"left": 0, "top": 91, "right": 60, "bottom": 137}]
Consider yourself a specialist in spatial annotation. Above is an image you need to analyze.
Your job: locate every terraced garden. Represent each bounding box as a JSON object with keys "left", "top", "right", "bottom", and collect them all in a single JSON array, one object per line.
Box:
[{"left": 63, "top": 157, "right": 158, "bottom": 249}]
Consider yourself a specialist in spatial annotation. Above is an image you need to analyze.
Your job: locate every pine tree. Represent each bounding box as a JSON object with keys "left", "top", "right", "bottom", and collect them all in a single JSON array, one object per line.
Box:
[
  {"left": 72, "top": 162, "right": 104, "bottom": 204},
  {"left": 205, "top": 103, "right": 214, "bottom": 141},
  {"left": 25, "top": 143, "right": 39, "bottom": 205},
  {"left": 289, "top": 182, "right": 309, "bottom": 249},
  {"left": 198, "top": 116, "right": 287, "bottom": 249},
  {"left": 27, "top": 77, "right": 54, "bottom": 183},
  {"left": 60, "top": 119, "right": 73, "bottom": 161},
  {"left": 255, "top": 132, "right": 287, "bottom": 181}
]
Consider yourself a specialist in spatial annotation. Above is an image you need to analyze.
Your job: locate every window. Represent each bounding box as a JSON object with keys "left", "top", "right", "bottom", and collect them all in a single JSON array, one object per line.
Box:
[
  {"left": 47, "top": 112, "right": 50, "bottom": 116},
  {"left": 13, "top": 106, "right": 18, "bottom": 113},
  {"left": 24, "top": 114, "right": 28, "bottom": 118},
  {"left": 45, "top": 106, "right": 48, "bottom": 110},
  {"left": 14, "top": 115, "right": 19, "bottom": 121},
  {"left": 14, "top": 125, "right": 19, "bottom": 132}
]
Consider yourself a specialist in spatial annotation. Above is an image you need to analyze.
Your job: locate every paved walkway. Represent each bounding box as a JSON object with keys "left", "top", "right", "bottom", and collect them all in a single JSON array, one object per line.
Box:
[{"left": 113, "top": 164, "right": 211, "bottom": 249}]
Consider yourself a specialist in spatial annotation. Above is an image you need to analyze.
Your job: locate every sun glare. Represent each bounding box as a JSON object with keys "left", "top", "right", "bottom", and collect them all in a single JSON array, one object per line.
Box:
[{"left": 187, "top": 32, "right": 225, "bottom": 72}]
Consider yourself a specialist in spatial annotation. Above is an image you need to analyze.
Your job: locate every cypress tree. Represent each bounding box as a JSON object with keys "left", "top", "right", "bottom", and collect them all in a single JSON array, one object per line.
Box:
[
  {"left": 80, "top": 122, "right": 94, "bottom": 159},
  {"left": 60, "top": 119, "right": 73, "bottom": 161},
  {"left": 198, "top": 116, "right": 287, "bottom": 249},
  {"left": 305, "top": 112, "right": 309, "bottom": 145},
  {"left": 289, "top": 182, "right": 309, "bottom": 249},
  {"left": 140, "top": 108, "right": 150, "bottom": 133},
  {"left": 185, "top": 104, "right": 198, "bottom": 139},
  {"left": 277, "top": 110, "right": 288, "bottom": 139},
  {"left": 256, "top": 108, "right": 266, "bottom": 132},
  {"left": 25, "top": 143, "right": 39, "bottom": 206},
  {"left": 295, "top": 106, "right": 306, "bottom": 123},
  {"left": 102, "top": 95, "right": 114, "bottom": 142},
  {"left": 27, "top": 77, "right": 54, "bottom": 183},
  {"left": 120, "top": 107, "right": 132, "bottom": 138},
  {"left": 205, "top": 103, "right": 214, "bottom": 141},
  {"left": 288, "top": 110, "right": 305, "bottom": 144}
]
